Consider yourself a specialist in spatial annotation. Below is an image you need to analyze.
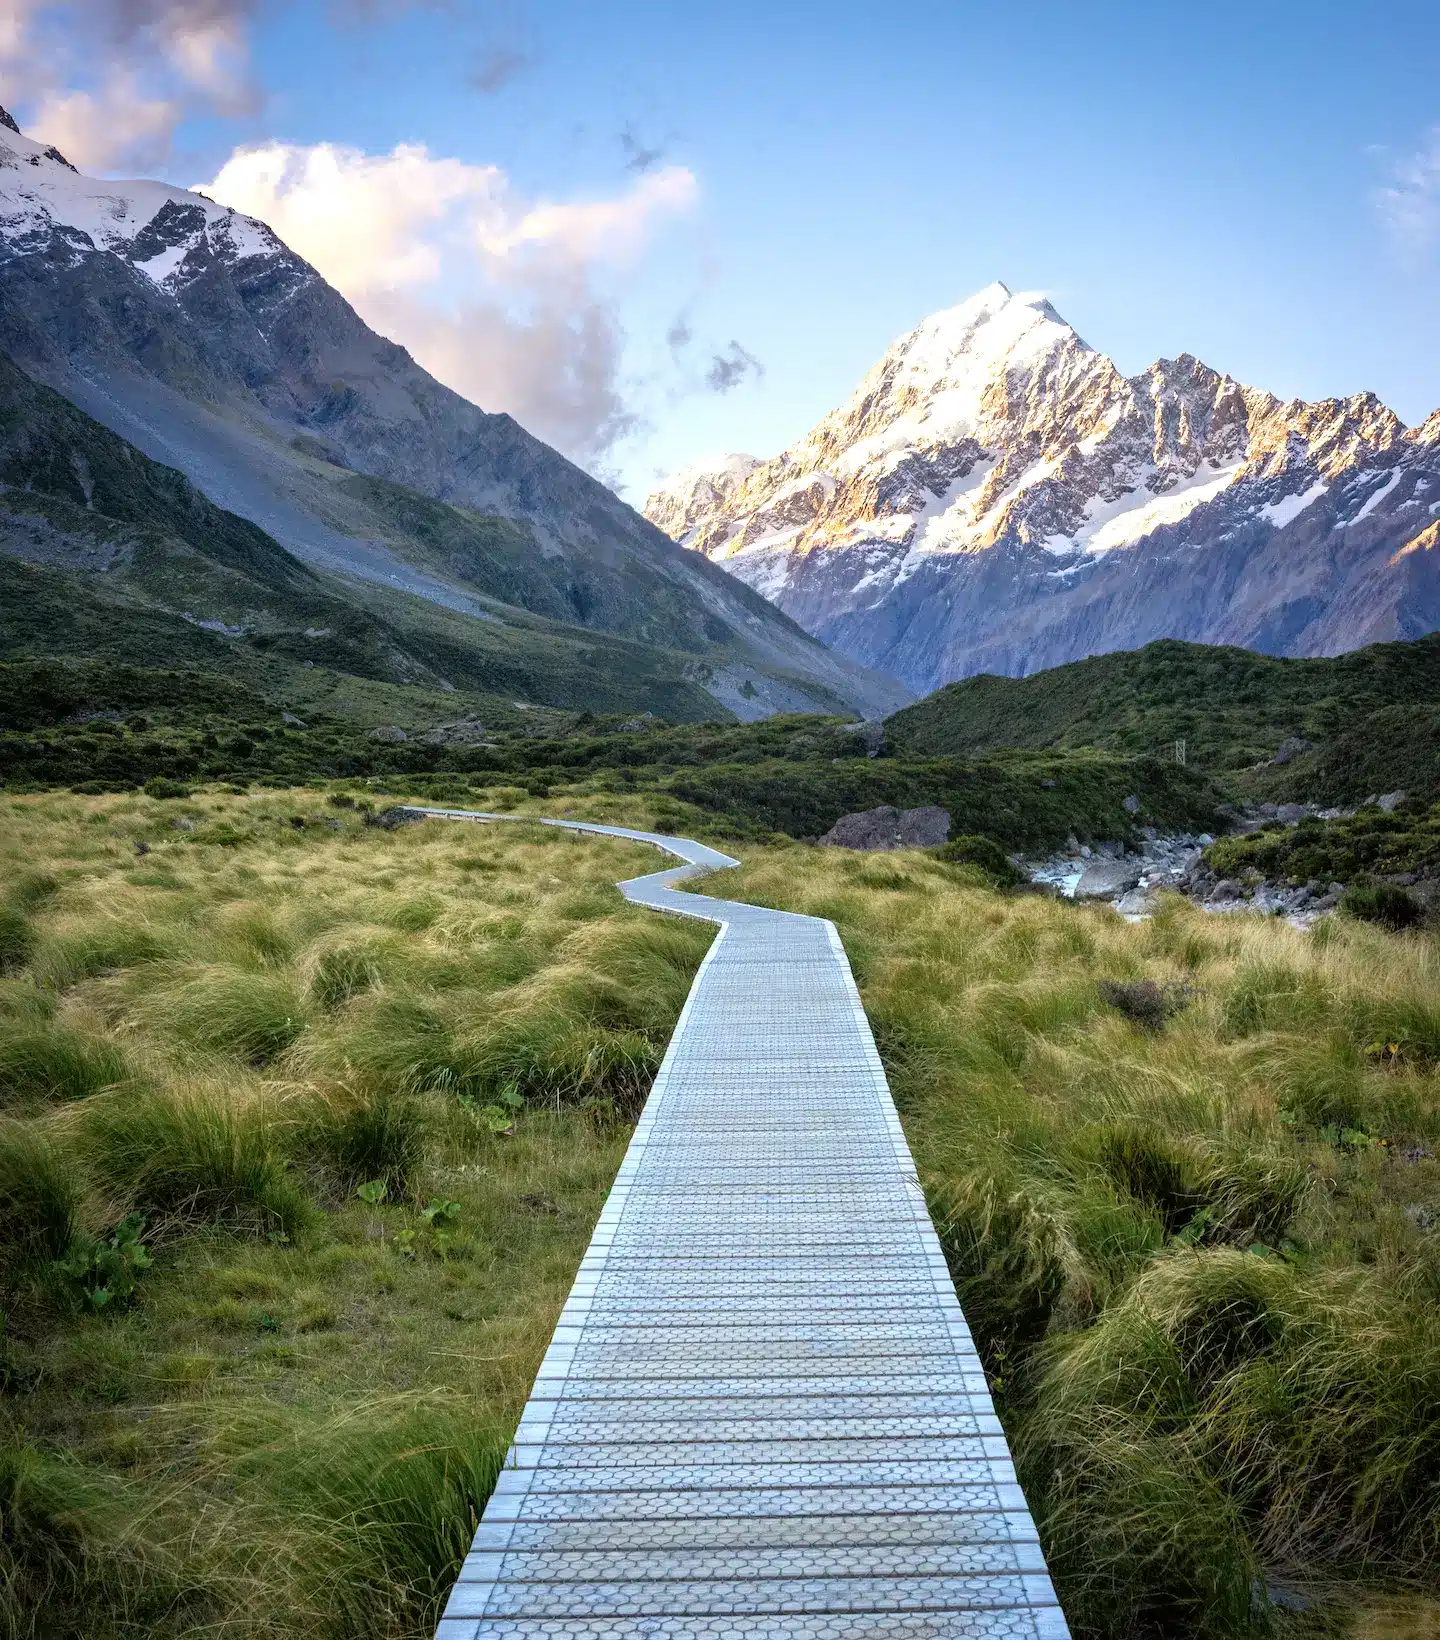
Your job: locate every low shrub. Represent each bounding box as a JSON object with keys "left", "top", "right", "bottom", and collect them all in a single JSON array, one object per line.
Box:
[
  {"left": 1340, "top": 879, "right": 1424, "bottom": 931},
  {"left": 0, "top": 1120, "right": 81, "bottom": 1265},
  {"left": 1097, "top": 978, "right": 1191, "bottom": 1032},
  {"left": 932, "top": 833, "right": 1024, "bottom": 887}
]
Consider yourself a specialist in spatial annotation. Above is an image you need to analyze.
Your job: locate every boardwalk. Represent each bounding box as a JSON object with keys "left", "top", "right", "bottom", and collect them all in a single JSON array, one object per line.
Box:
[{"left": 419, "top": 811, "right": 1069, "bottom": 1640}]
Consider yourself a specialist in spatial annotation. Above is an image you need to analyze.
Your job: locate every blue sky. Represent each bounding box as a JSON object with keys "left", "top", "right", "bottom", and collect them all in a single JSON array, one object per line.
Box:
[{"left": 9, "top": 0, "right": 1440, "bottom": 494}]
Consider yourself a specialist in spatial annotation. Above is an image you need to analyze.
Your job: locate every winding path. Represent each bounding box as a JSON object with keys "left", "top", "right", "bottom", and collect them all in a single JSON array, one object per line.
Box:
[{"left": 417, "top": 810, "right": 1069, "bottom": 1640}]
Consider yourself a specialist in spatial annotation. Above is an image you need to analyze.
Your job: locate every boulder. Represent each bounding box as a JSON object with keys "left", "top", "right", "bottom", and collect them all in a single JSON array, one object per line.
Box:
[
  {"left": 1275, "top": 803, "right": 1309, "bottom": 824},
  {"left": 1209, "top": 879, "right": 1242, "bottom": 902},
  {"left": 1271, "top": 736, "right": 1314, "bottom": 766},
  {"left": 1122, "top": 794, "right": 1142, "bottom": 816},
  {"left": 1073, "top": 858, "right": 1143, "bottom": 899},
  {"left": 818, "top": 805, "right": 951, "bottom": 851},
  {"left": 367, "top": 725, "right": 408, "bottom": 743},
  {"left": 1378, "top": 791, "right": 1406, "bottom": 813},
  {"left": 1114, "top": 887, "right": 1154, "bottom": 916}
]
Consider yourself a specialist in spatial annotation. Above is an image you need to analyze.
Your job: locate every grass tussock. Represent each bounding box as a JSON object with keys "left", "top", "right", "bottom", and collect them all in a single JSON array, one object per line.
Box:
[
  {"left": 719, "top": 845, "right": 1440, "bottom": 1639},
  {"left": 0, "top": 791, "right": 709, "bottom": 1638}
]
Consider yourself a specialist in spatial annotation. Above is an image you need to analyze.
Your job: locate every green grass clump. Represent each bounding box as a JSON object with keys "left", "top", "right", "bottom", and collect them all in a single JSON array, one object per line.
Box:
[
  {"left": 80, "top": 1085, "right": 310, "bottom": 1235},
  {"left": 230, "top": 1398, "right": 507, "bottom": 1637},
  {"left": 159, "top": 967, "right": 310, "bottom": 1064},
  {"left": 0, "top": 1023, "right": 130, "bottom": 1107},
  {"left": 0, "top": 1121, "right": 80, "bottom": 1264},
  {"left": 303, "top": 1088, "right": 429, "bottom": 1200}
]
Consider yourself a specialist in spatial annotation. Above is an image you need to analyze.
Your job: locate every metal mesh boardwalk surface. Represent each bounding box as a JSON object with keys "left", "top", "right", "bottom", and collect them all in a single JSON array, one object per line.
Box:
[{"left": 419, "top": 811, "right": 1069, "bottom": 1640}]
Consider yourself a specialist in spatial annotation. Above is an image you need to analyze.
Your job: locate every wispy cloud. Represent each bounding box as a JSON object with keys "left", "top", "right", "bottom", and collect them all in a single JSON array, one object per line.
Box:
[
  {"left": 3, "top": 0, "right": 258, "bottom": 168},
  {"left": 619, "top": 124, "right": 665, "bottom": 175},
  {"left": 705, "top": 339, "right": 763, "bottom": 393},
  {"left": 470, "top": 41, "right": 529, "bottom": 94},
  {"left": 202, "top": 140, "right": 699, "bottom": 465},
  {"left": 1374, "top": 125, "right": 1440, "bottom": 259}
]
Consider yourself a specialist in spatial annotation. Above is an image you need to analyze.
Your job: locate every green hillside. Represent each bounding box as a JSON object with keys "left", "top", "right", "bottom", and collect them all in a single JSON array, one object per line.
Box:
[
  {"left": 0, "top": 353, "right": 736, "bottom": 723},
  {"left": 886, "top": 636, "right": 1440, "bottom": 801}
]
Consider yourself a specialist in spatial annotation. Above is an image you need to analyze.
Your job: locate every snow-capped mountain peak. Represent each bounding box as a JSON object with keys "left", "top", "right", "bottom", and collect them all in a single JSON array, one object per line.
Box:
[
  {"left": 644, "top": 285, "right": 1440, "bottom": 693},
  {"left": 0, "top": 113, "right": 282, "bottom": 292}
]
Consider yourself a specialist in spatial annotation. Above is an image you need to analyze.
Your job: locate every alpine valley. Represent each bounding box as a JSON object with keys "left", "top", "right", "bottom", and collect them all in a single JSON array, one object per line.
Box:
[
  {"left": 0, "top": 110, "right": 907, "bottom": 724},
  {"left": 645, "top": 283, "right": 1440, "bottom": 696}
]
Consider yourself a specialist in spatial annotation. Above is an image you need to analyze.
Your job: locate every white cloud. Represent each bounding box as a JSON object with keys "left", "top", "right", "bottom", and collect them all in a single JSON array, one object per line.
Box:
[
  {"left": 28, "top": 72, "right": 183, "bottom": 170},
  {"left": 201, "top": 140, "right": 700, "bottom": 465},
  {"left": 2, "top": 0, "right": 256, "bottom": 168},
  {"left": 1375, "top": 126, "right": 1440, "bottom": 257}
]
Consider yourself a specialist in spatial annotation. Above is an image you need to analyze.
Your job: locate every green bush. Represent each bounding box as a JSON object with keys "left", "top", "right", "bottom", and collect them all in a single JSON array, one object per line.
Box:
[
  {"left": 1340, "top": 879, "right": 1424, "bottom": 930},
  {"left": 0, "top": 1120, "right": 81, "bottom": 1265},
  {"left": 931, "top": 833, "right": 1024, "bottom": 886},
  {"left": 141, "top": 778, "right": 192, "bottom": 799}
]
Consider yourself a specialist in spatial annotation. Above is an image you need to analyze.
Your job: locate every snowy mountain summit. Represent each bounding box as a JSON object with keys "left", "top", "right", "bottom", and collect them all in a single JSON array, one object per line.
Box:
[{"left": 645, "top": 283, "right": 1440, "bottom": 693}]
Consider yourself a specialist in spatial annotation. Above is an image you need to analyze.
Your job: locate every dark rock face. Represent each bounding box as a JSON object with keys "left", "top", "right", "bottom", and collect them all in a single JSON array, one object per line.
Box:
[{"left": 818, "top": 805, "right": 951, "bottom": 850}]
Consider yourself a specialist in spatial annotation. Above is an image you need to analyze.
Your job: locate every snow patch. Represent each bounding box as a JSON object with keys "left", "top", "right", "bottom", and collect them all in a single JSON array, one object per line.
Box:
[{"left": 1259, "top": 481, "right": 1328, "bottom": 529}]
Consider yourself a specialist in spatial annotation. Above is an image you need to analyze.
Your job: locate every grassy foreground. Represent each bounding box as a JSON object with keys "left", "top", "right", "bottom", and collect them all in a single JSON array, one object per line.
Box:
[
  {"left": 0, "top": 793, "right": 711, "bottom": 1639},
  {"left": 708, "top": 849, "right": 1440, "bottom": 1640}
]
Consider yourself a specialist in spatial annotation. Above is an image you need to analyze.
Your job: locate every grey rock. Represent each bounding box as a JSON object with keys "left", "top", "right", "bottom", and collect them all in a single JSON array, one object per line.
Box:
[
  {"left": 1209, "top": 879, "right": 1242, "bottom": 902},
  {"left": 1114, "top": 887, "right": 1155, "bottom": 916},
  {"left": 1275, "top": 803, "right": 1310, "bottom": 823},
  {"left": 367, "top": 725, "right": 408, "bottom": 743},
  {"left": 1074, "top": 858, "right": 1143, "bottom": 899},
  {"left": 817, "top": 805, "right": 951, "bottom": 851},
  {"left": 281, "top": 711, "right": 306, "bottom": 727},
  {"left": 1271, "top": 736, "right": 1315, "bottom": 765},
  {"left": 364, "top": 805, "right": 423, "bottom": 830},
  {"left": 1378, "top": 790, "right": 1407, "bottom": 812},
  {"left": 1122, "top": 793, "right": 1142, "bottom": 816}
]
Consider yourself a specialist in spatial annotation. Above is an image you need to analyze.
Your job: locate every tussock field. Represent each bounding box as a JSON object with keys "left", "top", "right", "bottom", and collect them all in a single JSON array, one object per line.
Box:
[
  {"left": 8, "top": 792, "right": 1440, "bottom": 1640},
  {"left": 711, "top": 848, "right": 1440, "bottom": 1640},
  {"left": 0, "top": 792, "right": 712, "bottom": 1639}
]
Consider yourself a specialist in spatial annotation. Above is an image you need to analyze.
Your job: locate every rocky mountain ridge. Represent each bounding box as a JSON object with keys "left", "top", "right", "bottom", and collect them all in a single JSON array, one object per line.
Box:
[
  {"left": 0, "top": 112, "right": 907, "bottom": 720},
  {"left": 645, "top": 283, "right": 1440, "bottom": 694}
]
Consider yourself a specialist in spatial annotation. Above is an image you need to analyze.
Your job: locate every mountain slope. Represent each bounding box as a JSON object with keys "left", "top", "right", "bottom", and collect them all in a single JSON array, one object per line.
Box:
[
  {"left": 646, "top": 283, "right": 1440, "bottom": 694},
  {"left": 0, "top": 349, "right": 761, "bottom": 722},
  {"left": 0, "top": 111, "right": 907, "bottom": 720}
]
